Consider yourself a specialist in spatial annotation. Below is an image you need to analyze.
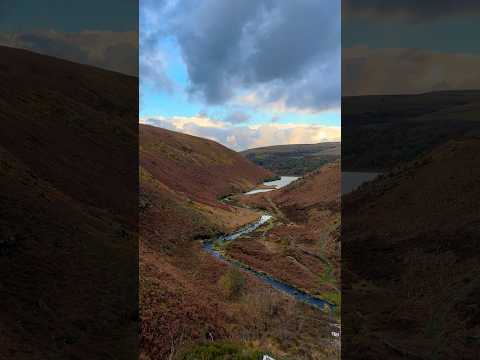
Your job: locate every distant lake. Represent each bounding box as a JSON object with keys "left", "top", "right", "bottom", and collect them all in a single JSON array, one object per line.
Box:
[
  {"left": 342, "top": 172, "right": 380, "bottom": 195},
  {"left": 245, "top": 176, "right": 299, "bottom": 195}
]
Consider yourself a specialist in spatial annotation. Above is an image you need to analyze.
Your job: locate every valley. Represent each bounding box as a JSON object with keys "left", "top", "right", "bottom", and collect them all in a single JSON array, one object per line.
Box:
[
  {"left": 140, "top": 126, "right": 341, "bottom": 359},
  {"left": 231, "top": 162, "right": 341, "bottom": 309}
]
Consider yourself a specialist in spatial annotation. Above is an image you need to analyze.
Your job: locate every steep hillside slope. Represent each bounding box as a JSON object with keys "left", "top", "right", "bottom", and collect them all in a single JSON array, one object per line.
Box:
[
  {"left": 140, "top": 125, "right": 272, "bottom": 247},
  {"left": 141, "top": 125, "right": 272, "bottom": 205},
  {"left": 342, "top": 137, "right": 480, "bottom": 359},
  {"left": 0, "top": 46, "right": 138, "bottom": 359},
  {"left": 0, "top": 45, "right": 138, "bottom": 221},
  {"left": 232, "top": 162, "right": 341, "bottom": 305},
  {"left": 242, "top": 142, "right": 340, "bottom": 176}
]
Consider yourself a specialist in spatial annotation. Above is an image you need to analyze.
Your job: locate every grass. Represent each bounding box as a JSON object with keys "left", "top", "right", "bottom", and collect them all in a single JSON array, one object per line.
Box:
[
  {"left": 178, "top": 341, "right": 270, "bottom": 360},
  {"left": 218, "top": 268, "right": 246, "bottom": 300},
  {"left": 253, "top": 218, "right": 275, "bottom": 237}
]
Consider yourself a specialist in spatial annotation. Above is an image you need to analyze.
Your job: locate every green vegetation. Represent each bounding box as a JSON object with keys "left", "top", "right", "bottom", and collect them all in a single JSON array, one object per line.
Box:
[
  {"left": 178, "top": 341, "right": 268, "bottom": 360},
  {"left": 218, "top": 268, "right": 246, "bottom": 299},
  {"left": 242, "top": 143, "right": 340, "bottom": 176},
  {"left": 321, "top": 290, "right": 340, "bottom": 312}
]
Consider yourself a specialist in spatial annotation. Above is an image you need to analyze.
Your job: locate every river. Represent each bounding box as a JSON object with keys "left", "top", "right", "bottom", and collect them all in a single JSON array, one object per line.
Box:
[{"left": 202, "top": 183, "right": 336, "bottom": 313}]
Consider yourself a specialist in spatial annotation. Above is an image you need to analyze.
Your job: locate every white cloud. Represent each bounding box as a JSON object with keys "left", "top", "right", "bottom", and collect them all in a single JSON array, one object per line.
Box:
[
  {"left": 140, "top": 115, "right": 340, "bottom": 151},
  {"left": 140, "top": 114, "right": 226, "bottom": 129}
]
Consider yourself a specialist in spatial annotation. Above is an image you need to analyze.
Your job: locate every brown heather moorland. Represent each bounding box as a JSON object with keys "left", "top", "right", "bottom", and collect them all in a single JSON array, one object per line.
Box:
[
  {"left": 0, "top": 46, "right": 138, "bottom": 359},
  {"left": 230, "top": 162, "right": 341, "bottom": 307},
  {"left": 342, "top": 137, "right": 480, "bottom": 359},
  {"left": 140, "top": 126, "right": 340, "bottom": 359}
]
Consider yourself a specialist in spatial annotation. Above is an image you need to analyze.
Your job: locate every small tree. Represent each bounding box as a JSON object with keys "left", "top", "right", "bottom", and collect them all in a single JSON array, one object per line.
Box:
[{"left": 218, "top": 268, "right": 245, "bottom": 300}]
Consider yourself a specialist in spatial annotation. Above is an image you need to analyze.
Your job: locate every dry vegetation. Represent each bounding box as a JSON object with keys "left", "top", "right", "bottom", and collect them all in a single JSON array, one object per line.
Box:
[
  {"left": 0, "top": 46, "right": 138, "bottom": 359},
  {"left": 140, "top": 128, "right": 340, "bottom": 359},
  {"left": 342, "top": 137, "right": 480, "bottom": 359},
  {"left": 228, "top": 162, "right": 341, "bottom": 308}
]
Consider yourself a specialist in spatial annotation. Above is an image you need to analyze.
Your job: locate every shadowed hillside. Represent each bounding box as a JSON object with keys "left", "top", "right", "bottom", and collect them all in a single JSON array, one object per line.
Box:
[
  {"left": 0, "top": 46, "right": 138, "bottom": 359},
  {"left": 242, "top": 142, "right": 340, "bottom": 176},
  {"left": 342, "top": 137, "right": 480, "bottom": 359},
  {"left": 343, "top": 90, "right": 480, "bottom": 171}
]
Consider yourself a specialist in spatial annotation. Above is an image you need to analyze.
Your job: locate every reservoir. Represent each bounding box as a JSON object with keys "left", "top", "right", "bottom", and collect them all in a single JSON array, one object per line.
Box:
[{"left": 245, "top": 176, "right": 300, "bottom": 195}]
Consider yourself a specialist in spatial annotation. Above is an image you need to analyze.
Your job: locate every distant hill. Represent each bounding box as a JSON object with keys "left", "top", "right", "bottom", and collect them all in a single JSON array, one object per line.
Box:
[
  {"left": 241, "top": 142, "right": 340, "bottom": 176},
  {"left": 343, "top": 90, "right": 480, "bottom": 171},
  {"left": 0, "top": 46, "right": 138, "bottom": 359},
  {"left": 343, "top": 137, "right": 480, "bottom": 358}
]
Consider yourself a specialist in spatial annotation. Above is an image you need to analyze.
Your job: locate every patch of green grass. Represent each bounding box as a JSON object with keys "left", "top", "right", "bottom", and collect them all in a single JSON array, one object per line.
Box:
[
  {"left": 179, "top": 341, "right": 269, "bottom": 360},
  {"left": 254, "top": 219, "right": 275, "bottom": 236},
  {"left": 318, "top": 290, "right": 341, "bottom": 320},
  {"left": 218, "top": 268, "right": 246, "bottom": 300},
  {"left": 321, "top": 290, "right": 340, "bottom": 306},
  {"left": 212, "top": 242, "right": 222, "bottom": 251}
]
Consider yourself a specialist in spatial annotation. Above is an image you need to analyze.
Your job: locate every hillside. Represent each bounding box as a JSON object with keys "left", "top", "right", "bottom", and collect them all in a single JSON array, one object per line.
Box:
[
  {"left": 232, "top": 162, "right": 341, "bottom": 307},
  {"left": 0, "top": 46, "right": 138, "bottom": 359},
  {"left": 140, "top": 125, "right": 272, "bottom": 247},
  {"left": 242, "top": 142, "right": 340, "bottom": 176},
  {"left": 141, "top": 125, "right": 272, "bottom": 205},
  {"left": 343, "top": 90, "right": 480, "bottom": 171},
  {"left": 139, "top": 127, "right": 338, "bottom": 359},
  {"left": 342, "top": 137, "right": 480, "bottom": 359}
]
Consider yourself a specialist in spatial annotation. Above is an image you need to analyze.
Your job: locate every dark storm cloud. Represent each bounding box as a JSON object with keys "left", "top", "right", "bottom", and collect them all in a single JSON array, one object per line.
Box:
[
  {"left": 344, "top": 0, "right": 480, "bottom": 20},
  {"left": 139, "top": 49, "right": 172, "bottom": 92},
  {"left": 0, "top": 30, "right": 138, "bottom": 76},
  {"left": 139, "top": 0, "right": 173, "bottom": 91},
  {"left": 225, "top": 111, "right": 250, "bottom": 124},
  {"left": 163, "top": 0, "right": 340, "bottom": 111},
  {"left": 0, "top": 0, "right": 16, "bottom": 24},
  {"left": 0, "top": 1, "right": 8, "bottom": 17},
  {"left": 16, "top": 32, "right": 89, "bottom": 64}
]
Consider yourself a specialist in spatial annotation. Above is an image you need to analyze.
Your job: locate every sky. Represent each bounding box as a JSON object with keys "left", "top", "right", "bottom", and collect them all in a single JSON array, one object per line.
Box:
[
  {"left": 343, "top": 0, "right": 480, "bottom": 96},
  {"left": 0, "top": 0, "right": 137, "bottom": 32},
  {"left": 140, "top": 0, "right": 341, "bottom": 151},
  {"left": 0, "top": 0, "right": 138, "bottom": 76}
]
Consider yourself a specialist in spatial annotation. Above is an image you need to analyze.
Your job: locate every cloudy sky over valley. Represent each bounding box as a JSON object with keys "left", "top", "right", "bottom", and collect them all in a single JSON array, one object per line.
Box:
[{"left": 140, "top": 0, "right": 341, "bottom": 150}]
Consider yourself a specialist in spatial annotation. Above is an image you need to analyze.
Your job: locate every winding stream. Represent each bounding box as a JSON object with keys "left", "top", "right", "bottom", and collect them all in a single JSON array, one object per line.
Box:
[{"left": 202, "top": 213, "right": 336, "bottom": 313}]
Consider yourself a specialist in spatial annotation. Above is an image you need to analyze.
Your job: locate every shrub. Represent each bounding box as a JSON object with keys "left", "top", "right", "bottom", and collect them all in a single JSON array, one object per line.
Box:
[
  {"left": 179, "top": 341, "right": 265, "bottom": 360},
  {"left": 218, "top": 268, "right": 245, "bottom": 300}
]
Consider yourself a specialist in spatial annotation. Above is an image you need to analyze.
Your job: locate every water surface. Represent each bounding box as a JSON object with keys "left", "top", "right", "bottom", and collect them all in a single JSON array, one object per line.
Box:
[
  {"left": 202, "top": 214, "right": 335, "bottom": 312},
  {"left": 342, "top": 172, "right": 379, "bottom": 194},
  {"left": 245, "top": 176, "right": 299, "bottom": 195}
]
